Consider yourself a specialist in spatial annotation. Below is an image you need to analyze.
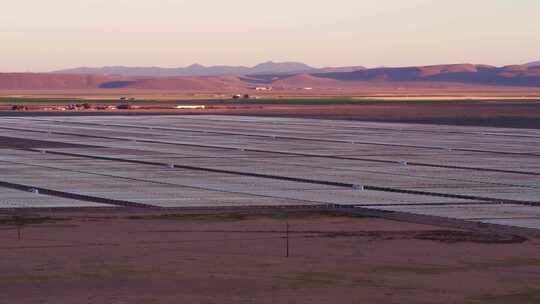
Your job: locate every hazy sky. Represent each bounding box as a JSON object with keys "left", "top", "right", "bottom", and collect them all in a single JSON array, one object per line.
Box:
[{"left": 1, "top": 0, "right": 539, "bottom": 72}]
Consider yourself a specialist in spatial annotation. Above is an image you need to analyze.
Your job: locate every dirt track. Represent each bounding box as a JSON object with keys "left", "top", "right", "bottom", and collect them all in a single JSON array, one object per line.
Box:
[{"left": 1, "top": 210, "right": 539, "bottom": 304}]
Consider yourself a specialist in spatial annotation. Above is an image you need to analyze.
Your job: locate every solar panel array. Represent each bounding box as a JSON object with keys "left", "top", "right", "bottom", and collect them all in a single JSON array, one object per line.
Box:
[{"left": 0, "top": 115, "right": 539, "bottom": 229}]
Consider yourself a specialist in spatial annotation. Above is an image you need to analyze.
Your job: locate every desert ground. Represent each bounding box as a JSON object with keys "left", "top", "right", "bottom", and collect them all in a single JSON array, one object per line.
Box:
[
  {"left": 1, "top": 209, "right": 539, "bottom": 304},
  {"left": 2, "top": 1, "right": 540, "bottom": 302},
  {"left": 2, "top": 95, "right": 540, "bottom": 128},
  {"left": 1, "top": 97, "right": 540, "bottom": 303}
]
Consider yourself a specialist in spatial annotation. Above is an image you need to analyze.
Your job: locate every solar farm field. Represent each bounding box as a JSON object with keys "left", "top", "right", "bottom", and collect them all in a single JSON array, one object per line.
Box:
[{"left": 0, "top": 115, "right": 539, "bottom": 230}]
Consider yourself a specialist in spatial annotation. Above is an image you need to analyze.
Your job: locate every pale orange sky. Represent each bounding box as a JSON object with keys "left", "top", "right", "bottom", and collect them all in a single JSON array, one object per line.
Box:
[{"left": 1, "top": 0, "right": 539, "bottom": 72}]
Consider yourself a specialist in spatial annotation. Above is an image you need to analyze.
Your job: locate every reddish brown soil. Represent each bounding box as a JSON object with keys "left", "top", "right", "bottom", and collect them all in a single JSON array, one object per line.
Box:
[
  {"left": 214, "top": 103, "right": 540, "bottom": 128},
  {"left": 1, "top": 210, "right": 539, "bottom": 304},
  {"left": 4, "top": 102, "right": 540, "bottom": 129}
]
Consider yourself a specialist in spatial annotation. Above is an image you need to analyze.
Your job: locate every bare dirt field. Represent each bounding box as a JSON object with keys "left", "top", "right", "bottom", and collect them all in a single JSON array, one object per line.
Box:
[
  {"left": 1, "top": 98, "right": 540, "bottom": 303},
  {"left": 3, "top": 101, "right": 540, "bottom": 129},
  {"left": 188, "top": 102, "right": 540, "bottom": 129},
  {"left": 1, "top": 210, "right": 539, "bottom": 304}
]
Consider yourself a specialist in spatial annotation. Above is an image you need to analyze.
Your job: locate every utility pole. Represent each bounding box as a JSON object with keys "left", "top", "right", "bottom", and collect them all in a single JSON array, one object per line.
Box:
[
  {"left": 15, "top": 216, "right": 23, "bottom": 240},
  {"left": 285, "top": 222, "right": 289, "bottom": 258}
]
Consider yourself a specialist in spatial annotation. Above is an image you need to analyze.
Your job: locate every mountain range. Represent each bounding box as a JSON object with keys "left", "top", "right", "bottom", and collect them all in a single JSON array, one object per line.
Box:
[
  {"left": 52, "top": 61, "right": 540, "bottom": 77},
  {"left": 52, "top": 61, "right": 366, "bottom": 77},
  {"left": 1, "top": 62, "right": 539, "bottom": 90},
  {"left": 312, "top": 64, "right": 540, "bottom": 87}
]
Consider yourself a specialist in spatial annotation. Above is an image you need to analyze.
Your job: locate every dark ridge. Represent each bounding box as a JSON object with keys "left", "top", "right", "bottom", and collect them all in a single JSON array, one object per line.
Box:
[{"left": 98, "top": 81, "right": 136, "bottom": 89}]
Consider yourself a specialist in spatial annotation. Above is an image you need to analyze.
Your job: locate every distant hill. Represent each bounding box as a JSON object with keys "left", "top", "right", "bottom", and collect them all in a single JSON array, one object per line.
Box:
[
  {"left": 527, "top": 61, "right": 540, "bottom": 67},
  {"left": 52, "top": 61, "right": 367, "bottom": 77},
  {"left": 3, "top": 63, "right": 540, "bottom": 90},
  {"left": 0, "top": 73, "right": 246, "bottom": 90},
  {"left": 316, "top": 66, "right": 366, "bottom": 73},
  {"left": 249, "top": 62, "right": 314, "bottom": 74},
  {"left": 52, "top": 61, "right": 323, "bottom": 77},
  {"left": 0, "top": 74, "right": 130, "bottom": 90},
  {"left": 312, "top": 64, "right": 540, "bottom": 87},
  {"left": 270, "top": 74, "right": 342, "bottom": 88}
]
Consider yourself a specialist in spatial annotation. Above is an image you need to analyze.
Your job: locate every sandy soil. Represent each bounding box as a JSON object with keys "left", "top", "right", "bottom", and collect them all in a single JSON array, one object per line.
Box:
[{"left": 1, "top": 210, "right": 539, "bottom": 304}]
